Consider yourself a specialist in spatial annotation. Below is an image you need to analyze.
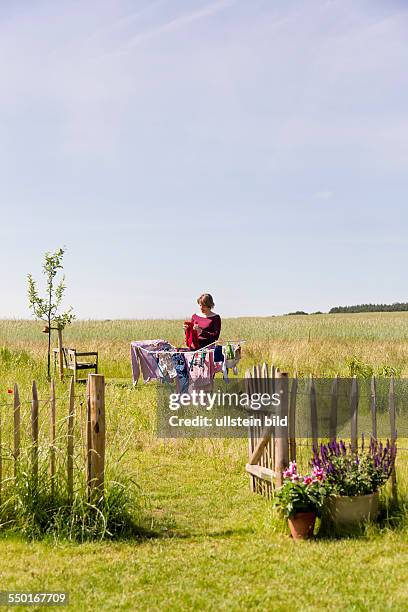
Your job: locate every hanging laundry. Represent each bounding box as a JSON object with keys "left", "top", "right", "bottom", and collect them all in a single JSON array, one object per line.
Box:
[
  {"left": 131, "top": 340, "right": 173, "bottom": 384},
  {"left": 213, "top": 345, "right": 224, "bottom": 363},
  {"left": 221, "top": 344, "right": 241, "bottom": 381},
  {"left": 185, "top": 350, "right": 213, "bottom": 389},
  {"left": 212, "top": 345, "right": 224, "bottom": 374},
  {"left": 225, "top": 343, "right": 235, "bottom": 360},
  {"left": 158, "top": 352, "right": 177, "bottom": 381},
  {"left": 172, "top": 353, "right": 190, "bottom": 394}
]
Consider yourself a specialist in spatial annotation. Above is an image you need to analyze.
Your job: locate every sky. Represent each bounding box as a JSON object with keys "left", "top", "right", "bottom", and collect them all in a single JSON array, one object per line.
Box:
[{"left": 0, "top": 0, "right": 407, "bottom": 319}]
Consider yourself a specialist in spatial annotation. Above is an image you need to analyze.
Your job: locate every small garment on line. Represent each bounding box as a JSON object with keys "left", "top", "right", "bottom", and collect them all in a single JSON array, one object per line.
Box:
[
  {"left": 158, "top": 352, "right": 177, "bottom": 381},
  {"left": 131, "top": 340, "right": 173, "bottom": 384},
  {"left": 221, "top": 344, "right": 241, "bottom": 381},
  {"left": 185, "top": 351, "right": 213, "bottom": 389},
  {"left": 172, "top": 353, "right": 190, "bottom": 393}
]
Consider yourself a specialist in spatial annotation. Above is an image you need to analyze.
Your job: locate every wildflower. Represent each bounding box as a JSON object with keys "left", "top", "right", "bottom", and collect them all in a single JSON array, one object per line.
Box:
[
  {"left": 311, "top": 466, "right": 324, "bottom": 481},
  {"left": 283, "top": 461, "right": 297, "bottom": 479},
  {"left": 303, "top": 476, "right": 313, "bottom": 485},
  {"left": 7, "top": 389, "right": 13, "bottom": 394}
]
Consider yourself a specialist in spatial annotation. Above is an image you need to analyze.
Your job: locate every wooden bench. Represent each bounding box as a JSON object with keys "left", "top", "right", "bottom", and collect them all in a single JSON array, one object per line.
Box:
[{"left": 53, "top": 347, "right": 98, "bottom": 382}]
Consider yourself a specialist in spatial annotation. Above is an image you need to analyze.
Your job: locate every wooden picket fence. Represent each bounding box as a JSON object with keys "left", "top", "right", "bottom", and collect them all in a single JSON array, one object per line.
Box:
[
  {"left": 0, "top": 374, "right": 106, "bottom": 503},
  {"left": 245, "top": 365, "right": 398, "bottom": 498}
]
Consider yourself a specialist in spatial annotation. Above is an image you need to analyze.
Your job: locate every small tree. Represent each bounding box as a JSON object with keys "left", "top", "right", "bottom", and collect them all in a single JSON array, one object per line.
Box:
[{"left": 28, "top": 248, "right": 75, "bottom": 379}]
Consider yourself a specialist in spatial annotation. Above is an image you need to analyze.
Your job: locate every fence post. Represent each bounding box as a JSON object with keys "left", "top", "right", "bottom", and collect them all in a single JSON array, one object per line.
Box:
[
  {"left": 13, "top": 383, "right": 20, "bottom": 477},
  {"left": 246, "top": 369, "right": 255, "bottom": 492},
  {"left": 329, "top": 376, "right": 338, "bottom": 441},
  {"left": 275, "top": 372, "right": 289, "bottom": 488},
  {"left": 389, "top": 376, "right": 397, "bottom": 500},
  {"left": 57, "top": 327, "right": 64, "bottom": 381},
  {"left": 371, "top": 376, "right": 377, "bottom": 439},
  {"left": 31, "top": 381, "right": 39, "bottom": 486},
  {"left": 350, "top": 376, "right": 358, "bottom": 453},
  {"left": 50, "top": 380, "right": 56, "bottom": 497},
  {"left": 289, "top": 374, "right": 297, "bottom": 462},
  {"left": 310, "top": 376, "right": 318, "bottom": 450},
  {"left": 67, "top": 377, "right": 75, "bottom": 502},
  {"left": 87, "top": 374, "right": 105, "bottom": 499}
]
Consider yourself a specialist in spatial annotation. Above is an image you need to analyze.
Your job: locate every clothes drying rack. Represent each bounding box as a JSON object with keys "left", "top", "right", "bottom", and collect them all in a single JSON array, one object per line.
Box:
[{"left": 137, "top": 339, "right": 246, "bottom": 355}]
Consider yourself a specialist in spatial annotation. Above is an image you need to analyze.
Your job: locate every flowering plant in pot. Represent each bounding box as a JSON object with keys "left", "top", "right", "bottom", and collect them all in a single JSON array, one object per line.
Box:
[
  {"left": 311, "top": 436, "right": 397, "bottom": 525},
  {"left": 274, "top": 462, "right": 327, "bottom": 540}
]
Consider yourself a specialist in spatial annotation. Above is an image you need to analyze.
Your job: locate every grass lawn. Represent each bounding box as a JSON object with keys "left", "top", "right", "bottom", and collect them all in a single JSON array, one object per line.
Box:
[
  {"left": 0, "top": 314, "right": 408, "bottom": 610},
  {"left": 1, "top": 447, "right": 408, "bottom": 611}
]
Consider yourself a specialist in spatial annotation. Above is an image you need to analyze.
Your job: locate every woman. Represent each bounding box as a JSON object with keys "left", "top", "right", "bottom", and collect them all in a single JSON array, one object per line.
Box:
[{"left": 184, "top": 293, "right": 221, "bottom": 349}]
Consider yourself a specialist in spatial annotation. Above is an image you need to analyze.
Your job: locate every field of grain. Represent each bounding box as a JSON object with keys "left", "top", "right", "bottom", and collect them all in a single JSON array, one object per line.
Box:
[{"left": 0, "top": 313, "right": 408, "bottom": 610}]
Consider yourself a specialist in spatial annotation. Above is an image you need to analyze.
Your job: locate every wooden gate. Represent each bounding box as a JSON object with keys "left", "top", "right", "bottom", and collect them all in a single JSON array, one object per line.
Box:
[{"left": 245, "top": 365, "right": 398, "bottom": 498}]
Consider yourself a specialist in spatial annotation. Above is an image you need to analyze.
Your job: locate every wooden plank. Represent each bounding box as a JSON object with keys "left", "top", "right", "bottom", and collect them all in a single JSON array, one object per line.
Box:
[
  {"left": 259, "top": 363, "right": 267, "bottom": 496},
  {"left": 270, "top": 364, "right": 276, "bottom": 394},
  {"left": 270, "top": 365, "right": 276, "bottom": 468},
  {"left": 275, "top": 372, "right": 289, "bottom": 487},
  {"left": 310, "top": 376, "right": 318, "bottom": 450},
  {"left": 252, "top": 364, "right": 260, "bottom": 394},
  {"left": 31, "top": 381, "right": 39, "bottom": 484},
  {"left": 87, "top": 374, "right": 105, "bottom": 498},
  {"left": 261, "top": 361, "right": 272, "bottom": 495},
  {"left": 13, "top": 383, "right": 20, "bottom": 477},
  {"left": 67, "top": 377, "right": 75, "bottom": 501},
  {"left": 245, "top": 369, "right": 255, "bottom": 492},
  {"left": 251, "top": 365, "right": 262, "bottom": 493},
  {"left": 289, "top": 374, "right": 297, "bottom": 462},
  {"left": 350, "top": 376, "right": 358, "bottom": 453},
  {"left": 261, "top": 362, "right": 268, "bottom": 395},
  {"left": 57, "top": 327, "right": 64, "bottom": 381},
  {"left": 329, "top": 375, "right": 338, "bottom": 441},
  {"left": 370, "top": 376, "right": 377, "bottom": 439},
  {"left": 389, "top": 375, "right": 397, "bottom": 499},
  {"left": 50, "top": 379, "right": 56, "bottom": 496},
  {"left": 245, "top": 463, "right": 276, "bottom": 482},
  {"left": 248, "top": 423, "right": 274, "bottom": 466}
]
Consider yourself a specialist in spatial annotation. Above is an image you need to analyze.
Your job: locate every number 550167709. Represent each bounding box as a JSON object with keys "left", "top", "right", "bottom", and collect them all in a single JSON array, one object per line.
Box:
[{"left": 0, "top": 592, "right": 68, "bottom": 606}]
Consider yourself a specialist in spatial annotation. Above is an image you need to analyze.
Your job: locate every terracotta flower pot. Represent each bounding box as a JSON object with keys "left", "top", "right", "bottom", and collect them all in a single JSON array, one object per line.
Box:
[
  {"left": 326, "top": 491, "right": 379, "bottom": 526},
  {"left": 288, "top": 511, "right": 316, "bottom": 540}
]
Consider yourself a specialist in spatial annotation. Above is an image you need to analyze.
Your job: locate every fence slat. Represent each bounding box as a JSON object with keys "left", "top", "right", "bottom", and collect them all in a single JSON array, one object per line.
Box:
[
  {"left": 13, "top": 383, "right": 20, "bottom": 477},
  {"left": 350, "top": 376, "right": 358, "bottom": 453},
  {"left": 245, "top": 369, "right": 256, "bottom": 492},
  {"left": 67, "top": 377, "right": 75, "bottom": 501},
  {"left": 50, "top": 380, "right": 56, "bottom": 496},
  {"left": 275, "top": 372, "right": 289, "bottom": 487},
  {"left": 389, "top": 376, "right": 397, "bottom": 499},
  {"left": 31, "top": 381, "right": 39, "bottom": 484},
  {"left": 310, "top": 376, "right": 318, "bottom": 449},
  {"left": 87, "top": 374, "right": 105, "bottom": 498},
  {"left": 371, "top": 376, "right": 377, "bottom": 439},
  {"left": 329, "top": 375, "right": 338, "bottom": 441},
  {"left": 270, "top": 365, "right": 276, "bottom": 394},
  {"left": 261, "top": 362, "right": 268, "bottom": 395},
  {"left": 289, "top": 374, "right": 297, "bottom": 462}
]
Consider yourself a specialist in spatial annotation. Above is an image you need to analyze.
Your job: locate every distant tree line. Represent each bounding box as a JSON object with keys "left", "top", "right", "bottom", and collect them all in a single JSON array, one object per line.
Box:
[
  {"left": 329, "top": 303, "right": 408, "bottom": 314},
  {"left": 285, "top": 311, "right": 323, "bottom": 316}
]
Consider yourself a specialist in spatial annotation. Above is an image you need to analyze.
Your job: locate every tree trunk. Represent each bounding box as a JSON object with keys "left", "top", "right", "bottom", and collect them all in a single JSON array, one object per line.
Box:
[{"left": 47, "top": 325, "right": 51, "bottom": 380}]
